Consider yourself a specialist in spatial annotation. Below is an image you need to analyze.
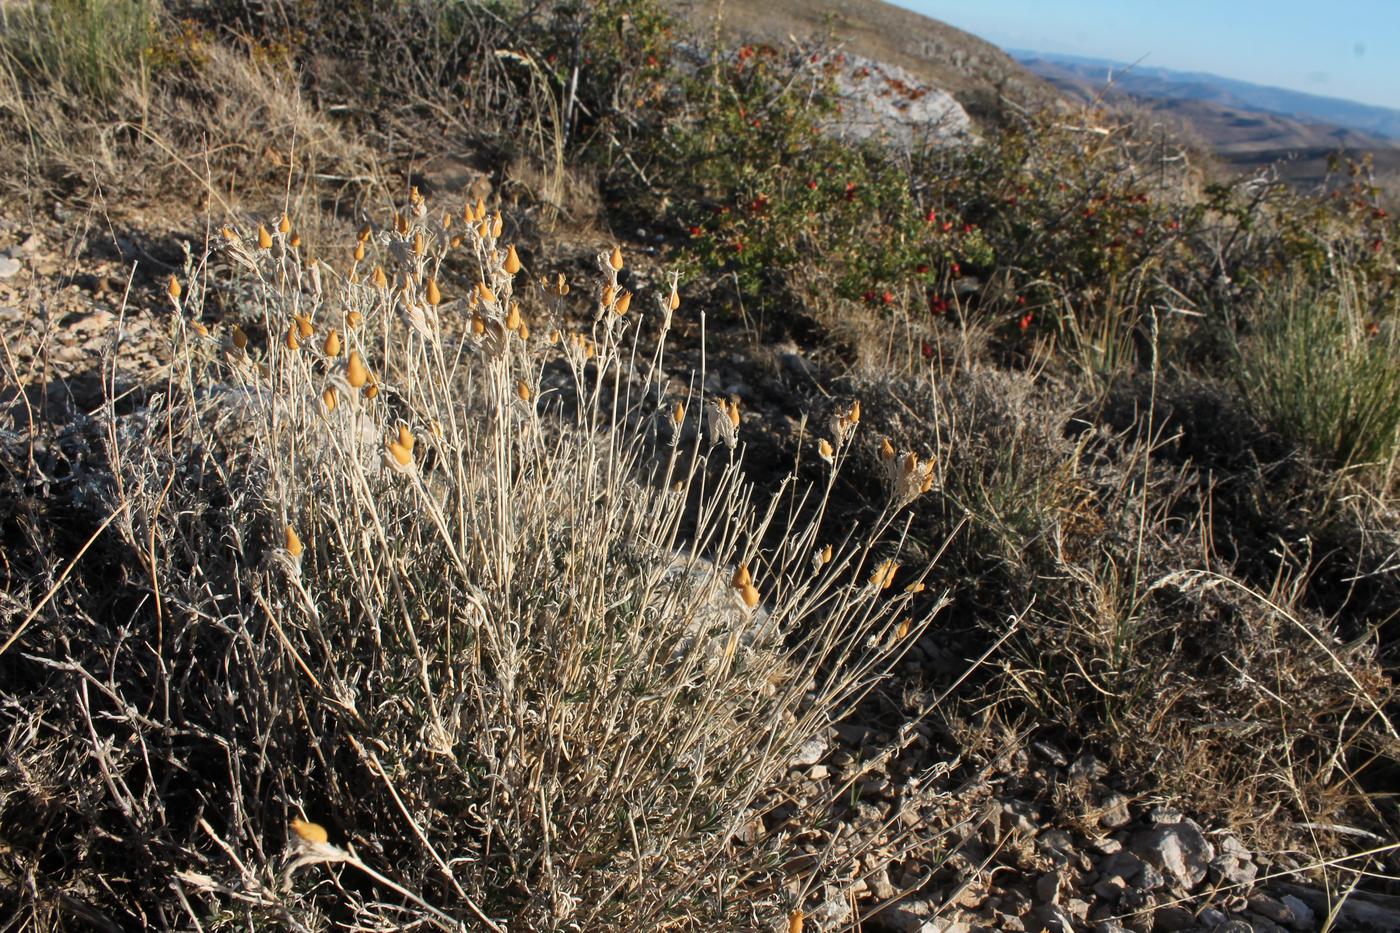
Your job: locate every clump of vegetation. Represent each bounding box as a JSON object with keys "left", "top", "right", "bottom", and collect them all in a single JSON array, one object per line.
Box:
[{"left": 2, "top": 0, "right": 1399, "bottom": 928}]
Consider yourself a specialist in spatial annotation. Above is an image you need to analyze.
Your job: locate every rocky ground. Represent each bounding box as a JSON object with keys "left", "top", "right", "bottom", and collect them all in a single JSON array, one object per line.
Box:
[{"left": 4, "top": 191, "right": 1396, "bottom": 932}]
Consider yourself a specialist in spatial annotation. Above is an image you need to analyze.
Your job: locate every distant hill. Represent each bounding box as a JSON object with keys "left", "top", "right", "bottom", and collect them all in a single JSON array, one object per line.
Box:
[
  {"left": 1009, "top": 51, "right": 1400, "bottom": 140},
  {"left": 1015, "top": 51, "right": 1400, "bottom": 189}
]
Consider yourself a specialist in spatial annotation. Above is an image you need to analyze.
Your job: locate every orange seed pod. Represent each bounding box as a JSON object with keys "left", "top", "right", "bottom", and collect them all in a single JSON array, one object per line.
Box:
[
  {"left": 740, "top": 582, "right": 760, "bottom": 609},
  {"left": 291, "top": 819, "right": 328, "bottom": 845},
  {"left": 346, "top": 351, "right": 369, "bottom": 388},
  {"left": 285, "top": 524, "right": 303, "bottom": 557},
  {"left": 426, "top": 278, "right": 442, "bottom": 306},
  {"left": 295, "top": 314, "right": 313, "bottom": 340},
  {"left": 257, "top": 224, "right": 273, "bottom": 249},
  {"left": 322, "top": 386, "right": 338, "bottom": 411},
  {"left": 323, "top": 329, "right": 341, "bottom": 357},
  {"left": 504, "top": 244, "right": 521, "bottom": 274},
  {"left": 277, "top": 213, "right": 292, "bottom": 235},
  {"left": 614, "top": 290, "right": 632, "bottom": 315},
  {"left": 609, "top": 245, "right": 624, "bottom": 270}
]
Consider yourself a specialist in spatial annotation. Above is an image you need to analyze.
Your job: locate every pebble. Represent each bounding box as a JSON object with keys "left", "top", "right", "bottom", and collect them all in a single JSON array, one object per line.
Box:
[
  {"left": 0, "top": 256, "right": 20, "bottom": 278},
  {"left": 1130, "top": 821, "right": 1214, "bottom": 890},
  {"left": 1279, "top": 895, "right": 1314, "bottom": 930}
]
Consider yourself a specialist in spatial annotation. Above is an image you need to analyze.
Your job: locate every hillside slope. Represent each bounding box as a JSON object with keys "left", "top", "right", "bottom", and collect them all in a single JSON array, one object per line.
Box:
[{"left": 664, "top": 0, "right": 1056, "bottom": 119}]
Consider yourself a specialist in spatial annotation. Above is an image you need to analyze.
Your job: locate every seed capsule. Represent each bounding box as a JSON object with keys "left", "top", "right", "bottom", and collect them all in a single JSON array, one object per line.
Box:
[
  {"left": 504, "top": 244, "right": 522, "bottom": 274},
  {"left": 295, "top": 314, "right": 313, "bottom": 340},
  {"left": 881, "top": 438, "right": 896, "bottom": 461},
  {"left": 740, "top": 582, "right": 760, "bottom": 609},
  {"left": 357, "top": 223, "right": 372, "bottom": 242},
  {"left": 285, "top": 325, "right": 300, "bottom": 351},
  {"left": 346, "top": 351, "right": 369, "bottom": 388},
  {"left": 285, "top": 524, "right": 304, "bottom": 557},
  {"left": 818, "top": 438, "right": 834, "bottom": 461},
  {"left": 230, "top": 324, "right": 249, "bottom": 350},
  {"left": 289, "top": 232, "right": 302, "bottom": 249},
  {"left": 819, "top": 544, "right": 833, "bottom": 565},
  {"left": 323, "top": 329, "right": 341, "bottom": 357},
  {"left": 386, "top": 437, "right": 412, "bottom": 467},
  {"left": 672, "top": 401, "right": 685, "bottom": 425},
  {"left": 322, "top": 386, "right": 338, "bottom": 411},
  {"left": 789, "top": 909, "right": 804, "bottom": 933},
  {"left": 505, "top": 302, "right": 522, "bottom": 331},
  {"left": 291, "top": 819, "right": 328, "bottom": 845},
  {"left": 347, "top": 310, "right": 364, "bottom": 328},
  {"left": 477, "top": 281, "right": 496, "bottom": 304},
  {"left": 398, "top": 424, "right": 415, "bottom": 450},
  {"left": 491, "top": 212, "right": 503, "bottom": 238},
  {"left": 609, "top": 245, "right": 624, "bottom": 270},
  {"left": 167, "top": 275, "right": 181, "bottom": 301},
  {"left": 362, "top": 382, "right": 378, "bottom": 400},
  {"left": 257, "top": 224, "right": 273, "bottom": 249},
  {"left": 727, "top": 400, "right": 740, "bottom": 429},
  {"left": 426, "top": 278, "right": 442, "bottom": 306},
  {"left": 412, "top": 231, "right": 425, "bottom": 255},
  {"left": 372, "top": 266, "right": 389, "bottom": 290},
  {"left": 516, "top": 380, "right": 531, "bottom": 402},
  {"left": 668, "top": 287, "right": 681, "bottom": 311},
  {"left": 614, "top": 290, "right": 632, "bottom": 315},
  {"left": 353, "top": 241, "right": 366, "bottom": 262},
  {"left": 732, "top": 564, "right": 751, "bottom": 588},
  {"left": 277, "top": 213, "right": 292, "bottom": 234}
]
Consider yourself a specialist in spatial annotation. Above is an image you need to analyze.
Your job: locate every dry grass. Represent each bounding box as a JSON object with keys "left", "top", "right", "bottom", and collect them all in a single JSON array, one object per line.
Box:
[{"left": 0, "top": 195, "right": 958, "bottom": 929}]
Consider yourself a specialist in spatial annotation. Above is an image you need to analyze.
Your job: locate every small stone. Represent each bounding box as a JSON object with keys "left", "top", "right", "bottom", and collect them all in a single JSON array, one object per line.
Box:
[
  {"left": 792, "top": 734, "right": 827, "bottom": 766},
  {"left": 1064, "top": 899, "right": 1090, "bottom": 922},
  {"left": 1101, "top": 851, "right": 1146, "bottom": 881},
  {"left": 0, "top": 256, "right": 20, "bottom": 278},
  {"left": 1093, "top": 877, "right": 1127, "bottom": 902},
  {"left": 1130, "top": 822, "right": 1214, "bottom": 890},
  {"left": 1092, "top": 837, "right": 1124, "bottom": 856},
  {"left": 1199, "top": 908, "right": 1227, "bottom": 928},
  {"left": 1154, "top": 906, "right": 1195, "bottom": 931},
  {"left": 1216, "top": 922, "right": 1254, "bottom": 933},
  {"left": 806, "top": 764, "right": 829, "bottom": 780},
  {"left": 1148, "top": 807, "right": 1183, "bottom": 826},
  {"left": 1279, "top": 895, "right": 1314, "bottom": 931},
  {"left": 1136, "top": 864, "right": 1166, "bottom": 890},
  {"left": 1036, "top": 873, "right": 1061, "bottom": 904},
  {"left": 1096, "top": 790, "right": 1133, "bottom": 830},
  {"left": 1033, "top": 904, "right": 1075, "bottom": 933},
  {"left": 1248, "top": 895, "right": 1296, "bottom": 926}
]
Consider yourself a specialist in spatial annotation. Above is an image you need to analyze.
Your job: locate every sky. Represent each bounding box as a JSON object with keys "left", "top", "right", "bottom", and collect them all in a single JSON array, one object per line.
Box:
[{"left": 891, "top": 1, "right": 1400, "bottom": 111}]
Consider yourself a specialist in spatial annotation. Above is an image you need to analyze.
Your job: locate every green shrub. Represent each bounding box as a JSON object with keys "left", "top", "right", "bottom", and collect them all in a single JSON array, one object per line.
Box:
[
  {"left": 1234, "top": 275, "right": 1400, "bottom": 477},
  {"left": 0, "top": 0, "right": 153, "bottom": 104}
]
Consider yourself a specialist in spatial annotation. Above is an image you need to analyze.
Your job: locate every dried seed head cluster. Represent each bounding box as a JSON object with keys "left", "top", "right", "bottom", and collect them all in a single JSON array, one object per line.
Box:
[
  {"left": 708, "top": 397, "right": 741, "bottom": 449},
  {"left": 882, "top": 443, "right": 937, "bottom": 507},
  {"left": 731, "top": 563, "right": 759, "bottom": 609}
]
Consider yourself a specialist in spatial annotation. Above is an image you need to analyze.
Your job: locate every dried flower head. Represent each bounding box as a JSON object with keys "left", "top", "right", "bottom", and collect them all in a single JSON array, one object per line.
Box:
[
  {"left": 504, "top": 244, "right": 522, "bottom": 274},
  {"left": 295, "top": 314, "right": 313, "bottom": 340},
  {"left": 609, "top": 245, "right": 624, "bottom": 270},
  {"left": 394, "top": 212, "right": 409, "bottom": 236},
  {"left": 708, "top": 398, "right": 740, "bottom": 449},
  {"left": 285, "top": 524, "right": 304, "bottom": 558},
  {"left": 672, "top": 401, "right": 685, "bottom": 425},
  {"left": 517, "top": 322, "right": 530, "bottom": 341},
  {"left": 357, "top": 223, "right": 372, "bottom": 243},
  {"left": 426, "top": 278, "right": 443, "bottom": 306},
  {"left": 818, "top": 438, "right": 834, "bottom": 463},
  {"left": 323, "top": 329, "right": 341, "bottom": 357},
  {"left": 820, "top": 544, "right": 833, "bottom": 564},
  {"left": 726, "top": 399, "right": 741, "bottom": 429},
  {"left": 322, "top": 386, "right": 338, "bottom": 411},
  {"left": 732, "top": 563, "right": 752, "bottom": 588},
  {"left": 896, "top": 618, "right": 911, "bottom": 639},
  {"left": 412, "top": 231, "right": 425, "bottom": 256},
  {"left": 477, "top": 281, "right": 497, "bottom": 304},
  {"left": 505, "top": 302, "right": 522, "bottom": 331},
  {"left": 740, "top": 582, "right": 760, "bottom": 609},
  {"left": 277, "top": 213, "right": 292, "bottom": 235},
  {"left": 230, "top": 324, "right": 249, "bottom": 350},
  {"left": 555, "top": 273, "right": 569, "bottom": 297},
  {"left": 257, "top": 224, "right": 273, "bottom": 250},
  {"left": 353, "top": 241, "right": 366, "bottom": 262},
  {"left": 668, "top": 286, "right": 681, "bottom": 311},
  {"left": 870, "top": 559, "right": 899, "bottom": 590},
  {"left": 291, "top": 819, "right": 328, "bottom": 845},
  {"left": 346, "top": 351, "right": 369, "bottom": 389},
  {"left": 789, "top": 909, "right": 804, "bottom": 933},
  {"left": 285, "top": 325, "right": 301, "bottom": 351},
  {"left": 516, "top": 380, "right": 532, "bottom": 402},
  {"left": 289, "top": 232, "right": 302, "bottom": 249},
  {"left": 880, "top": 437, "right": 896, "bottom": 462},
  {"left": 347, "top": 310, "right": 364, "bottom": 329},
  {"left": 491, "top": 212, "right": 503, "bottom": 238},
  {"left": 386, "top": 432, "right": 414, "bottom": 470},
  {"left": 614, "top": 290, "right": 632, "bottom": 315},
  {"left": 372, "top": 266, "right": 389, "bottom": 290},
  {"left": 167, "top": 275, "right": 182, "bottom": 301}
]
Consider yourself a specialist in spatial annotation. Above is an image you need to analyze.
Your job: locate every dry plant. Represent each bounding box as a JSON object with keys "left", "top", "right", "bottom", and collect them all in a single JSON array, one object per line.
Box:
[{"left": 0, "top": 193, "right": 953, "bottom": 929}]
